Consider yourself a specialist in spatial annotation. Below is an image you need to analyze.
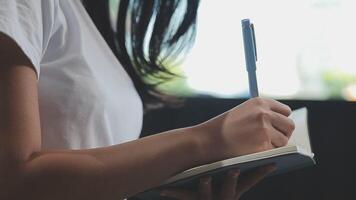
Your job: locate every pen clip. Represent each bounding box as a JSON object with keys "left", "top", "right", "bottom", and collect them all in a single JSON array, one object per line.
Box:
[{"left": 251, "top": 23, "right": 258, "bottom": 61}]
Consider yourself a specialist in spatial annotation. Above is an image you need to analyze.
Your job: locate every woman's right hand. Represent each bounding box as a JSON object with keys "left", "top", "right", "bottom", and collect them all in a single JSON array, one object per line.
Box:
[{"left": 195, "top": 97, "right": 295, "bottom": 163}]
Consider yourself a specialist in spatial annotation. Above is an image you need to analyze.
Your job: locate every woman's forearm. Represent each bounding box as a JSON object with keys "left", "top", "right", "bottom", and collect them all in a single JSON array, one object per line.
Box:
[
  {"left": 1, "top": 34, "right": 295, "bottom": 200},
  {"left": 0, "top": 46, "right": 210, "bottom": 200},
  {"left": 13, "top": 126, "right": 206, "bottom": 200}
]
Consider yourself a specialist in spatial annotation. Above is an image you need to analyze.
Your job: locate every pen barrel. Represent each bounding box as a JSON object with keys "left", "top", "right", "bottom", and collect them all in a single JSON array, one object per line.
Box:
[
  {"left": 242, "top": 22, "right": 257, "bottom": 71},
  {"left": 242, "top": 19, "right": 259, "bottom": 98},
  {"left": 248, "top": 70, "right": 259, "bottom": 97}
]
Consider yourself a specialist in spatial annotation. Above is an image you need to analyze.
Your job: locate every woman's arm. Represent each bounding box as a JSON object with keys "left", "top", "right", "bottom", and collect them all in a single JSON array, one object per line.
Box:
[
  {"left": 0, "top": 33, "right": 204, "bottom": 200},
  {"left": 0, "top": 34, "right": 294, "bottom": 200}
]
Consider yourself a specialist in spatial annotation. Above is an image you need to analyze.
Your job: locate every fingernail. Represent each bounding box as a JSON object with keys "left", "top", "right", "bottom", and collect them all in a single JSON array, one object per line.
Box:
[
  {"left": 233, "top": 171, "right": 240, "bottom": 178},
  {"left": 229, "top": 169, "right": 240, "bottom": 178},
  {"left": 266, "top": 164, "right": 277, "bottom": 172},
  {"left": 200, "top": 177, "right": 211, "bottom": 185}
]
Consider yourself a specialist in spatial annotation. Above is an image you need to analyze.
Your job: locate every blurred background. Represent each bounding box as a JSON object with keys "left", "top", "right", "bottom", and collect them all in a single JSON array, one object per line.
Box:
[
  {"left": 103, "top": 1, "right": 356, "bottom": 199},
  {"left": 109, "top": 0, "right": 356, "bottom": 101}
]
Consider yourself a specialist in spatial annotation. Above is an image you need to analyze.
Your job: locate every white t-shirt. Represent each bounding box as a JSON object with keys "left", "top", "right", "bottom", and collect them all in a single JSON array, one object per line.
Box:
[{"left": 0, "top": 0, "right": 143, "bottom": 149}]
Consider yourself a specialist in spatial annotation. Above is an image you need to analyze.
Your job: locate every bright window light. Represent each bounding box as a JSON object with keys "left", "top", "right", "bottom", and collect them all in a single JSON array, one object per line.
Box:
[
  {"left": 108, "top": 0, "right": 356, "bottom": 100},
  {"left": 182, "top": 0, "right": 356, "bottom": 100}
]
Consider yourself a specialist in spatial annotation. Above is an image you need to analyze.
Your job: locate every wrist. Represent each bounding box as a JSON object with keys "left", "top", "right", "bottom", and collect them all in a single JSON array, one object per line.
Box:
[{"left": 187, "top": 123, "right": 220, "bottom": 165}]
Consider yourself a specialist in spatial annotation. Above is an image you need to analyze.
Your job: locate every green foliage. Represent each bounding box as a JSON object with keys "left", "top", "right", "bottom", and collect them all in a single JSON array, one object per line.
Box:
[{"left": 322, "top": 69, "right": 356, "bottom": 99}]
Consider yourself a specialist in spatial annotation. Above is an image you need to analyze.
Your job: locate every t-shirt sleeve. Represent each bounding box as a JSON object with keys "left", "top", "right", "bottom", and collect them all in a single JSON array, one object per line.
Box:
[{"left": 0, "top": 0, "right": 55, "bottom": 79}]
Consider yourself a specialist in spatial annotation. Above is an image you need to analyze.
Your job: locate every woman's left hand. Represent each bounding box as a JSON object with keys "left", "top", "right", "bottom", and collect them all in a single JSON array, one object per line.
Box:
[{"left": 160, "top": 165, "right": 276, "bottom": 200}]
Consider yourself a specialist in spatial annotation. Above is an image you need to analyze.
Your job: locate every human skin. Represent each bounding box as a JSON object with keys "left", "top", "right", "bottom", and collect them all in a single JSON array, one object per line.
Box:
[{"left": 0, "top": 33, "right": 294, "bottom": 200}]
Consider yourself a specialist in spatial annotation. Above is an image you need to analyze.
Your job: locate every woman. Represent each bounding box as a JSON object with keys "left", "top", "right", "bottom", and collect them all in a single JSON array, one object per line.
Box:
[{"left": 0, "top": 0, "right": 295, "bottom": 199}]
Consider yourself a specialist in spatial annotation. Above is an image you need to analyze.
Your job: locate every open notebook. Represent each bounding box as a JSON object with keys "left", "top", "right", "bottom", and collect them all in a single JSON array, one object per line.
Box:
[{"left": 136, "top": 108, "right": 315, "bottom": 199}]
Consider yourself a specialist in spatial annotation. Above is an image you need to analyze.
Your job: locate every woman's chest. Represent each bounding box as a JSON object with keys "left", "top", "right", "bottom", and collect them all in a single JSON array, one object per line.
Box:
[{"left": 37, "top": 0, "right": 143, "bottom": 149}]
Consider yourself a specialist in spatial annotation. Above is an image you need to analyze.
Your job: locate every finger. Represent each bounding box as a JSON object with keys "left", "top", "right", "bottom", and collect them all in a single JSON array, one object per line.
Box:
[
  {"left": 198, "top": 177, "right": 212, "bottom": 200},
  {"left": 270, "top": 112, "right": 295, "bottom": 138},
  {"left": 269, "top": 126, "right": 289, "bottom": 148},
  {"left": 264, "top": 98, "right": 292, "bottom": 117},
  {"left": 160, "top": 189, "right": 196, "bottom": 200},
  {"left": 235, "top": 165, "right": 276, "bottom": 199},
  {"left": 220, "top": 169, "right": 240, "bottom": 200}
]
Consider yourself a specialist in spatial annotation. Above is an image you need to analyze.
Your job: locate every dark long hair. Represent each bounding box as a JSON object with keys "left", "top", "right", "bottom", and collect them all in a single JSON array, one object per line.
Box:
[{"left": 83, "top": 0, "right": 200, "bottom": 109}]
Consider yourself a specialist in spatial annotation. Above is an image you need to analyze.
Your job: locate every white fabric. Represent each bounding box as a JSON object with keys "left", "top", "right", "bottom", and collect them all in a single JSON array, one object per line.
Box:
[{"left": 0, "top": 0, "right": 143, "bottom": 149}]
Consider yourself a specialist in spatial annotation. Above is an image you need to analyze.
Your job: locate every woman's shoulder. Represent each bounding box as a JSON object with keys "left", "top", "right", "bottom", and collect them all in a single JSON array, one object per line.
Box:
[{"left": 0, "top": 0, "right": 60, "bottom": 78}]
